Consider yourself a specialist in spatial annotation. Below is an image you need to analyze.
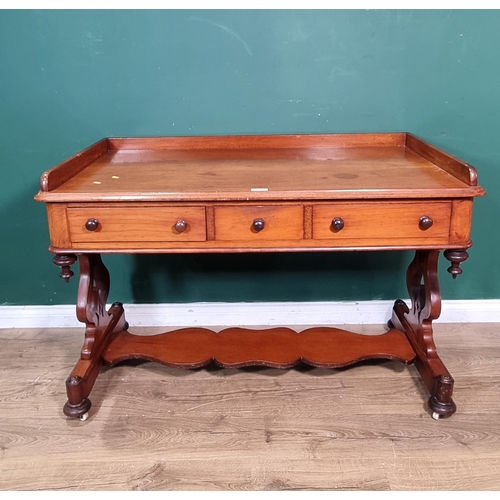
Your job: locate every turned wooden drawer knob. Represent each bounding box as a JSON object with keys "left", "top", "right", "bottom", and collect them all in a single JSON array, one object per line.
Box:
[
  {"left": 331, "top": 217, "right": 345, "bottom": 232},
  {"left": 85, "top": 218, "right": 99, "bottom": 231},
  {"left": 175, "top": 219, "right": 188, "bottom": 233},
  {"left": 419, "top": 216, "right": 433, "bottom": 230},
  {"left": 252, "top": 218, "right": 265, "bottom": 232}
]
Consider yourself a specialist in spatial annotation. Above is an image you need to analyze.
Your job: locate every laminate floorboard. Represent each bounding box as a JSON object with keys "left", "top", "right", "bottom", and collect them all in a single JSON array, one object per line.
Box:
[{"left": 1, "top": 323, "right": 499, "bottom": 491}]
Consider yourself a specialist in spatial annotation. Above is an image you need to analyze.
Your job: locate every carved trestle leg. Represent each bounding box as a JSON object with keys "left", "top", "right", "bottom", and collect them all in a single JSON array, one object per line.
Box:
[
  {"left": 391, "top": 250, "right": 457, "bottom": 418},
  {"left": 53, "top": 253, "right": 128, "bottom": 419}
]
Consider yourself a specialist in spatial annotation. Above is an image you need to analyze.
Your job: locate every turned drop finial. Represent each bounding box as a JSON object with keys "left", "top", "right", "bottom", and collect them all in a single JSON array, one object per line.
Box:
[
  {"left": 444, "top": 250, "right": 469, "bottom": 279},
  {"left": 52, "top": 254, "right": 77, "bottom": 282}
]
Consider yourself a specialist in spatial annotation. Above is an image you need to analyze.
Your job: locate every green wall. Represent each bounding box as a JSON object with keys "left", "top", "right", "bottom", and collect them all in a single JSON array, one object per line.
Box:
[{"left": 1, "top": 9, "right": 498, "bottom": 306}]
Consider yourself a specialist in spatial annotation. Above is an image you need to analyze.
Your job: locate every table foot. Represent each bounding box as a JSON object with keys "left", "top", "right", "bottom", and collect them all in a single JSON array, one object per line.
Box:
[
  {"left": 54, "top": 253, "right": 128, "bottom": 419},
  {"left": 391, "top": 250, "right": 458, "bottom": 419},
  {"left": 63, "top": 393, "right": 91, "bottom": 419},
  {"left": 62, "top": 302, "right": 126, "bottom": 419}
]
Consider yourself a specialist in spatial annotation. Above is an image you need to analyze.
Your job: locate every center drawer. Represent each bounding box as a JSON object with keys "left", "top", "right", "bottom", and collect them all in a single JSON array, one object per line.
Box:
[
  {"left": 67, "top": 206, "right": 207, "bottom": 242},
  {"left": 214, "top": 205, "right": 304, "bottom": 241}
]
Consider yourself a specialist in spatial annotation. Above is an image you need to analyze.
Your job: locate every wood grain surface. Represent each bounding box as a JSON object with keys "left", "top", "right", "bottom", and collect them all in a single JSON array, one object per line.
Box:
[
  {"left": 103, "top": 327, "right": 415, "bottom": 369},
  {"left": 35, "top": 133, "right": 486, "bottom": 203},
  {"left": 214, "top": 205, "right": 304, "bottom": 241},
  {"left": 40, "top": 148, "right": 478, "bottom": 202},
  {"left": 67, "top": 206, "right": 207, "bottom": 243},
  {"left": 1, "top": 323, "right": 499, "bottom": 491},
  {"left": 312, "top": 201, "right": 452, "bottom": 243}
]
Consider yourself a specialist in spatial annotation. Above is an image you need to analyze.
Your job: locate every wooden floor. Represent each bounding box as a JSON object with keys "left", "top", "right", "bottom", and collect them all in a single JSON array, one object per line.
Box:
[{"left": 1, "top": 322, "right": 500, "bottom": 491}]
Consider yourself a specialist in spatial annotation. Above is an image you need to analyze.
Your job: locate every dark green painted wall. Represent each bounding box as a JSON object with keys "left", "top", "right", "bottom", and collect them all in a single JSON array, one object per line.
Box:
[{"left": 1, "top": 9, "right": 498, "bottom": 306}]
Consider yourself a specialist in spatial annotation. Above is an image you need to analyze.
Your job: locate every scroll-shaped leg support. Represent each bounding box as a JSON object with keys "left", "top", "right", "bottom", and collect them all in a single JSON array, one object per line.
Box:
[
  {"left": 391, "top": 250, "right": 456, "bottom": 418},
  {"left": 53, "top": 253, "right": 128, "bottom": 419}
]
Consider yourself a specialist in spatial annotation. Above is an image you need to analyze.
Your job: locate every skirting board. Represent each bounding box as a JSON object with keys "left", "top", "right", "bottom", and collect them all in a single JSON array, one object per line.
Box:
[{"left": 1, "top": 300, "right": 499, "bottom": 329}]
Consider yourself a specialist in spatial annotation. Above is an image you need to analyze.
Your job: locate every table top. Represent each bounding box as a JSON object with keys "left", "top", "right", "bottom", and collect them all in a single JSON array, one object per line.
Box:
[{"left": 35, "top": 133, "right": 485, "bottom": 203}]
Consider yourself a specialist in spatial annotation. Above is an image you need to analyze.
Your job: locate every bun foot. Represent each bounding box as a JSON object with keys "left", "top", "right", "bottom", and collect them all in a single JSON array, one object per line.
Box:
[
  {"left": 428, "top": 395, "right": 456, "bottom": 419},
  {"left": 428, "top": 373, "right": 456, "bottom": 419},
  {"left": 63, "top": 398, "right": 91, "bottom": 419}
]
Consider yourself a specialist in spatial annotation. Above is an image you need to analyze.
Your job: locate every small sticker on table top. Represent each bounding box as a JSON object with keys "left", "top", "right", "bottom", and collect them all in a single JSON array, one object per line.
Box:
[
  {"left": 251, "top": 187, "right": 268, "bottom": 192},
  {"left": 111, "top": 176, "right": 120, "bottom": 179},
  {"left": 93, "top": 181, "right": 101, "bottom": 185}
]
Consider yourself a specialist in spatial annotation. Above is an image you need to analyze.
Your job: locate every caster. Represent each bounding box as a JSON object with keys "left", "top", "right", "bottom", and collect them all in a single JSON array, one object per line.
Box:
[
  {"left": 79, "top": 412, "right": 89, "bottom": 422},
  {"left": 432, "top": 412, "right": 440, "bottom": 420}
]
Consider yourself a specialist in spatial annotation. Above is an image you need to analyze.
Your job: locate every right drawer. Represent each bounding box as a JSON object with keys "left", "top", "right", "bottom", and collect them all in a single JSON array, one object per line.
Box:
[{"left": 312, "top": 202, "right": 452, "bottom": 244}]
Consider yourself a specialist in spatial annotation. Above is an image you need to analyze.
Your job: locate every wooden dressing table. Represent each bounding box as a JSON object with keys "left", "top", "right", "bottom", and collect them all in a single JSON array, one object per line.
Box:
[{"left": 34, "top": 133, "right": 485, "bottom": 421}]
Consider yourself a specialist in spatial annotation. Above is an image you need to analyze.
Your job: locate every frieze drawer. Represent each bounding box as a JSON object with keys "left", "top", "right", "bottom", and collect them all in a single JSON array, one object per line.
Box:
[
  {"left": 67, "top": 206, "right": 207, "bottom": 243},
  {"left": 312, "top": 202, "right": 452, "bottom": 244},
  {"left": 214, "top": 205, "right": 304, "bottom": 241}
]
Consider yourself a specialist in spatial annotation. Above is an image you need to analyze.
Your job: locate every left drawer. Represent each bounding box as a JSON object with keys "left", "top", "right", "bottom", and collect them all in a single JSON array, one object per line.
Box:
[{"left": 67, "top": 207, "right": 207, "bottom": 243}]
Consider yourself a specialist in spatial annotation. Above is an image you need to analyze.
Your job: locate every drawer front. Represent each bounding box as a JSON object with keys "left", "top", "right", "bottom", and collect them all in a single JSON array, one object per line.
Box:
[
  {"left": 67, "top": 207, "right": 207, "bottom": 242},
  {"left": 313, "top": 202, "right": 452, "bottom": 243},
  {"left": 215, "top": 205, "right": 304, "bottom": 241}
]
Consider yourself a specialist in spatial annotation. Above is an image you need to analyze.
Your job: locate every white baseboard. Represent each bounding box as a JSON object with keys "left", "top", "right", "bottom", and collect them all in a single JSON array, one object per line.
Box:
[{"left": 0, "top": 300, "right": 499, "bottom": 329}]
